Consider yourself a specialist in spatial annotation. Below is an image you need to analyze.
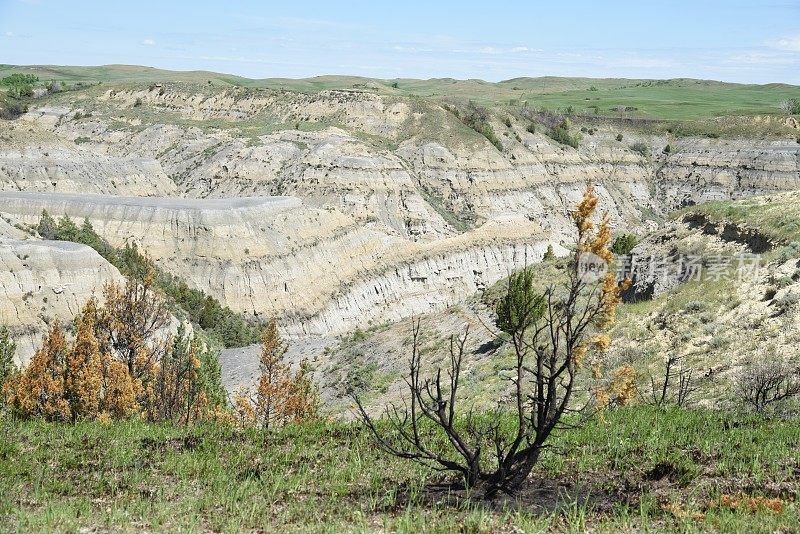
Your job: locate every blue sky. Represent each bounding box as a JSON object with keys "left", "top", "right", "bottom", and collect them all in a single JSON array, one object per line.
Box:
[{"left": 1, "top": 0, "right": 799, "bottom": 83}]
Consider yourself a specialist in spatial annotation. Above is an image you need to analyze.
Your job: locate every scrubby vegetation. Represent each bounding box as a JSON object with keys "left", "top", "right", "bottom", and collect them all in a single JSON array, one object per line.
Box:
[
  {"left": 0, "top": 279, "right": 314, "bottom": 428},
  {"left": 0, "top": 73, "right": 37, "bottom": 98},
  {"left": 546, "top": 118, "right": 581, "bottom": 148},
  {"left": 2, "top": 273, "right": 227, "bottom": 424},
  {"left": 356, "top": 186, "right": 632, "bottom": 496},
  {"left": 0, "top": 328, "right": 15, "bottom": 407},
  {"left": 611, "top": 233, "right": 638, "bottom": 255},
  {"left": 445, "top": 101, "right": 503, "bottom": 151},
  {"left": 0, "top": 98, "right": 27, "bottom": 119},
  {"left": 36, "top": 211, "right": 262, "bottom": 348},
  {"left": 779, "top": 98, "right": 800, "bottom": 115},
  {"left": 630, "top": 141, "right": 651, "bottom": 157},
  {"left": 677, "top": 191, "right": 800, "bottom": 244},
  {"left": 231, "top": 319, "right": 319, "bottom": 430}
]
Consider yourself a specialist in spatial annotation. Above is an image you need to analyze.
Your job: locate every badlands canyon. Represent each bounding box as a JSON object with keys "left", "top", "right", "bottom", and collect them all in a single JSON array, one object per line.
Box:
[{"left": 1, "top": 69, "right": 799, "bottom": 406}]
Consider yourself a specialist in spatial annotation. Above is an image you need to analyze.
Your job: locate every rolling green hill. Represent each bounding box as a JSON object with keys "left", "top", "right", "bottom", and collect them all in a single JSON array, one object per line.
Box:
[{"left": 2, "top": 64, "right": 799, "bottom": 120}]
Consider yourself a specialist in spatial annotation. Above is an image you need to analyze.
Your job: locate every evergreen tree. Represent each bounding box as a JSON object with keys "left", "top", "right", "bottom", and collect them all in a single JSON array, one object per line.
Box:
[
  {"left": 610, "top": 233, "right": 637, "bottom": 255},
  {"left": 56, "top": 216, "right": 79, "bottom": 242},
  {"left": 37, "top": 209, "right": 57, "bottom": 240},
  {"left": 5, "top": 323, "right": 71, "bottom": 421},
  {"left": 64, "top": 299, "right": 104, "bottom": 420},
  {"left": 255, "top": 319, "right": 291, "bottom": 430}
]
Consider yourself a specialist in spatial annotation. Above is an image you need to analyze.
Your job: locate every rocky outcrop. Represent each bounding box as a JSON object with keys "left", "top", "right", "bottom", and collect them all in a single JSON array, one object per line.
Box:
[
  {"left": 284, "top": 240, "right": 556, "bottom": 335},
  {"left": 7, "top": 89, "right": 799, "bottom": 246}
]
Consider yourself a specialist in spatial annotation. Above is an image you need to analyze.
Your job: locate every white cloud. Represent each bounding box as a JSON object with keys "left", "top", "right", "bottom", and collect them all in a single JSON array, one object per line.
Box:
[
  {"left": 767, "top": 35, "right": 800, "bottom": 52},
  {"left": 725, "top": 51, "right": 799, "bottom": 65},
  {"left": 141, "top": 38, "right": 156, "bottom": 46},
  {"left": 768, "top": 35, "right": 800, "bottom": 51},
  {"left": 4, "top": 31, "right": 13, "bottom": 37},
  {"left": 392, "top": 45, "right": 436, "bottom": 53},
  {"left": 476, "top": 45, "right": 539, "bottom": 55}
]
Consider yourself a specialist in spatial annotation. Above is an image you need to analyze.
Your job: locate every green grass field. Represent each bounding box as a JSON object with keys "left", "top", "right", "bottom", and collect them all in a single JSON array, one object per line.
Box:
[
  {"left": 523, "top": 81, "right": 800, "bottom": 121},
  {"left": 1, "top": 406, "right": 798, "bottom": 533}
]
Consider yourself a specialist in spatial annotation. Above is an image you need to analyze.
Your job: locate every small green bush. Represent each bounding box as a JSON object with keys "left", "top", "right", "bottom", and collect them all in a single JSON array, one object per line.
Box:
[
  {"left": 0, "top": 74, "right": 38, "bottom": 86},
  {"left": 460, "top": 103, "right": 503, "bottom": 151},
  {"left": 630, "top": 142, "right": 650, "bottom": 157},
  {"left": 685, "top": 300, "right": 706, "bottom": 312},
  {"left": 547, "top": 120, "right": 580, "bottom": 148},
  {"left": 0, "top": 99, "right": 27, "bottom": 119},
  {"left": 610, "top": 233, "right": 637, "bottom": 255},
  {"left": 616, "top": 133, "right": 623, "bottom": 142},
  {"left": 779, "top": 98, "right": 800, "bottom": 115}
]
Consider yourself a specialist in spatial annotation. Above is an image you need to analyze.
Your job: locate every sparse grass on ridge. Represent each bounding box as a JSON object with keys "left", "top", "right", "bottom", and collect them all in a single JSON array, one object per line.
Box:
[{"left": 676, "top": 191, "right": 800, "bottom": 245}]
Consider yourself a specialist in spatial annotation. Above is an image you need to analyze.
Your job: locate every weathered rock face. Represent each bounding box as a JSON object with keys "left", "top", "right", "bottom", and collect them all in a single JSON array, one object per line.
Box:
[
  {"left": 656, "top": 138, "right": 800, "bottom": 209},
  {"left": 5, "top": 88, "right": 799, "bottom": 246},
  {"left": 285, "top": 240, "right": 554, "bottom": 336},
  {"left": 0, "top": 147, "right": 176, "bottom": 196},
  {"left": 0, "top": 238, "right": 124, "bottom": 363},
  {"left": 0, "top": 192, "right": 555, "bottom": 338},
  {"left": 0, "top": 119, "right": 177, "bottom": 196},
  {"left": 2, "top": 85, "right": 799, "bottom": 359}
]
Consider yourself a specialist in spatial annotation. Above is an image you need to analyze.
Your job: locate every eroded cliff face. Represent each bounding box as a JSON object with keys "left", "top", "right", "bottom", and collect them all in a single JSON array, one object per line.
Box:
[
  {"left": 656, "top": 138, "right": 800, "bottom": 209},
  {"left": 5, "top": 87, "right": 798, "bottom": 244},
  {"left": 1, "top": 85, "right": 799, "bottom": 356},
  {"left": 0, "top": 238, "right": 124, "bottom": 363},
  {"left": 0, "top": 192, "right": 555, "bottom": 338}
]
